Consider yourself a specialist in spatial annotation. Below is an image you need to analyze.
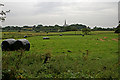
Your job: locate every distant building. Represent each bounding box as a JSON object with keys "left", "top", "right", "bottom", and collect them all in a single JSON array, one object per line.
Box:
[{"left": 63, "top": 20, "right": 68, "bottom": 27}]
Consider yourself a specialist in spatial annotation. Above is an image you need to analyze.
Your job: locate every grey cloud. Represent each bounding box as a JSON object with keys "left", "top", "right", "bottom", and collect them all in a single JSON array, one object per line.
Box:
[
  {"left": 34, "top": 2, "right": 63, "bottom": 14},
  {"left": 3, "top": 2, "right": 36, "bottom": 17},
  {"left": 2, "top": 1, "right": 118, "bottom": 28},
  {"left": 33, "top": 2, "right": 117, "bottom": 16}
]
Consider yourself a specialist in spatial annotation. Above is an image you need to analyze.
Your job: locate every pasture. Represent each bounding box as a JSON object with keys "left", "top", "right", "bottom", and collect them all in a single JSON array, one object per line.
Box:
[{"left": 1, "top": 31, "right": 119, "bottom": 79}]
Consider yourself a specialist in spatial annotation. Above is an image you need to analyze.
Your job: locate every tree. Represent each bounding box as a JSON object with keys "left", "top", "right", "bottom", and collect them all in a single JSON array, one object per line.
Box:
[
  {"left": 54, "top": 24, "right": 59, "bottom": 27},
  {"left": 82, "top": 28, "right": 91, "bottom": 35},
  {"left": 37, "top": 24, "right": 43, "bottom": 28},
  {"left": 71, "top": 27, "right": 78, "bottom": 31},
  {"left": 64, "top": 26, "right": 72, "bottom": 31},
  {"left": 0, "top": 3, "right": 10, "bottom": 22},
  {"left": 23, "top": 26, "right": 29, "bottom": 28},
  {"left": 115, "top": 24, "right": 120, "bottom": 33}
]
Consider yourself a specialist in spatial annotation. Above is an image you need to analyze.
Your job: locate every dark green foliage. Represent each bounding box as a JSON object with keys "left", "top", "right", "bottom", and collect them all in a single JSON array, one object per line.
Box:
[
  {"left": 114, "top": 24, "right": 120, "bottom": 33},
  {"left": 82, "top": 28, "right": 91, "bottom": 35},
  {"left": 2, "top": 50, "right": 25, "bottom": 79},
  {"left": 2, "top": 24, "right": 115, "bottom": 32},
  {"left": 92, "top": 26, "right": 114, "bottom": 31},
  {"left": 2, "top": 26, "right": 22, "bottom": 32},
  {"left": 114, "top": 29, "right": 120, "bottom": 33},
  {"left": 2, "top": 69, "right": 16, "bottom": 79},
  {"left": 64, "top": 26, "right": 72, "bottom": 31},
  {"left": 43, "top": 53, "right": 51, "bottom": 64},
  {"left": 35, "top": 30, "right": 40, "bottom": 32},
  {"left": 2, "top": 24, "right": 88, "bottom": 32},
  {"left": 0, "top": 4, "right": 10, "bottom": 22}
]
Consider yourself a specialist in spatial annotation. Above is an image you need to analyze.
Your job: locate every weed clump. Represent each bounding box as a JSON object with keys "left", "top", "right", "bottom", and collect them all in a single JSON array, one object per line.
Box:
[{"left": 43, "top": 53, "right": 51, "bottom": 64}]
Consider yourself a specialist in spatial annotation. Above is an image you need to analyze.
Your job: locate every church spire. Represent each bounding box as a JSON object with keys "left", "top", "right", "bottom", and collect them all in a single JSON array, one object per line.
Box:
[
  {"left": 63, "top": 19, "right": 67, "bottom": 27},
  {"left": 65, "top": 20, "right": 66, "bottom": 25}
]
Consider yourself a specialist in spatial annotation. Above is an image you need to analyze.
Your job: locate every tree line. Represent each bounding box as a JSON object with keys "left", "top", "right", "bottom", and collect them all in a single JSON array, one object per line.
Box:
[{"left": 2, "top": 24, "right": 115, "bottom": 32}]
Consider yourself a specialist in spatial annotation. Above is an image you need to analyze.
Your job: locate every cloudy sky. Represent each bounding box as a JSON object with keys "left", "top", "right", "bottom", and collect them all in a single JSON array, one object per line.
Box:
[{"left": 1, "top": 0, "right": 119, "bottom": 28}]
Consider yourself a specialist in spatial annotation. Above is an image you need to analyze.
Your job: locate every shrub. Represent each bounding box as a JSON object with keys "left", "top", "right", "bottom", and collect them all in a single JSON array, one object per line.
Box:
[{"left": 82, "top": 28, "right": 91, "bottom": 35}]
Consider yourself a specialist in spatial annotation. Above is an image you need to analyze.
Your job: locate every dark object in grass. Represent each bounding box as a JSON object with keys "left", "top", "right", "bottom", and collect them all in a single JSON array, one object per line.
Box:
[
  {"left": 103, "top": 66, "right": 107, "bottom": 70},
  {"left": 82, "top": 34, "right": 84, "bottom": 37},
  {"left": 24, "top": 36, "right": 27, "bottom": 38},
  {"left": 60, "top": 34, "right": 63, "bottom": 36},
  {"left": 1, "top": 39, "right": 16, "bottom": 51},
  {"left": 43, "top": 37, "right": 50, "bottom": 40},
  {"left": 67, "top": 50, "right": 72, "bottom": 52},
  {"left": 13, "top": 39, "right": 30, "bottom": 51},
  {"left": 18, "top": 30, "right": 21, "bottom": 32},
  {"left": 43, "top": 53, "right": 51, "bottom": 64},
  {"left": 43, "top": 56, "right": 49, "bottom": 64},
  {"left": 42, "top": 45, "right": 45, "bottom": 46}
]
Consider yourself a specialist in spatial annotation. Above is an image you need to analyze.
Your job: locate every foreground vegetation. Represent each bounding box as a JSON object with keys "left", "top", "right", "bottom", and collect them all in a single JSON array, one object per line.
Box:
[{"left": 2, "top": 31, "right": 119, "bottom": 79}]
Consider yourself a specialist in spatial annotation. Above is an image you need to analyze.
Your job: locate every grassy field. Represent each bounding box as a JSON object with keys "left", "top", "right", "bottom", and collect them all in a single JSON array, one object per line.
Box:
[
  {"left": 2, "top": 31, "right": 114, "bottom": 39},
  {"left": 1, "top": 31, "right": 119, "bottom": 79}
]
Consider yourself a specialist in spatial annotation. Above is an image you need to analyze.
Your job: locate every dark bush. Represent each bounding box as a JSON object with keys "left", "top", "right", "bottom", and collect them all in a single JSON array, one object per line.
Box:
[
  {"left": 114, "top": 29, "right": 120, "bottom": 33},
  {"left": 114, "top": 24, "right": 120, "bottom": 33}
]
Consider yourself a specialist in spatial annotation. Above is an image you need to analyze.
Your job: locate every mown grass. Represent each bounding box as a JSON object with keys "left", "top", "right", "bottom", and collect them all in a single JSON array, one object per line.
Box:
[
  {"left": 2, "top": 31, "right": 114, "bottom": 39},
  {"left": 2, "top": 31, "right": 119, "bottom": 79}
]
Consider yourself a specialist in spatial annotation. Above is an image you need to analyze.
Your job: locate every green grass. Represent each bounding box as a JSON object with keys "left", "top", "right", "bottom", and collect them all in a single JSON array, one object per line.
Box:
[{"left": 2, "top": 31, "right": 119, "bottom": 79}]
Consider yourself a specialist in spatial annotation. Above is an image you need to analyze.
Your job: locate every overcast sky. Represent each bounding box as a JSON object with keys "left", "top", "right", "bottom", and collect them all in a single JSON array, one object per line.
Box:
[{"left": 1, "top": 0, "right": 119, "bottom": 28}]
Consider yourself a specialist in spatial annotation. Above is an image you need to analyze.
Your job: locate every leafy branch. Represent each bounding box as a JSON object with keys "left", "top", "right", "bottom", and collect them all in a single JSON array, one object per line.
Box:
[{"left": 0, "top": 3, "right": 10, "bottom": 22}]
